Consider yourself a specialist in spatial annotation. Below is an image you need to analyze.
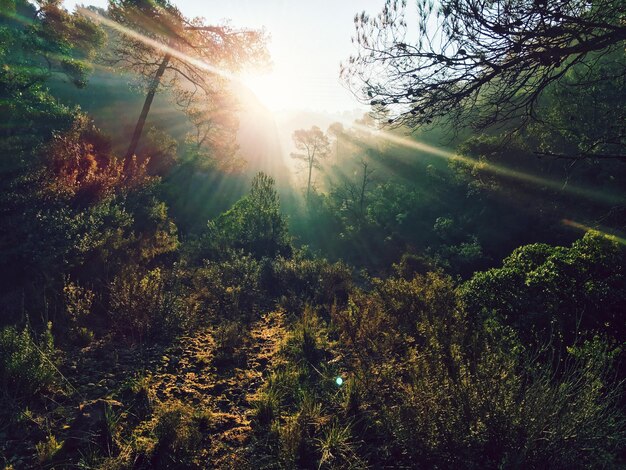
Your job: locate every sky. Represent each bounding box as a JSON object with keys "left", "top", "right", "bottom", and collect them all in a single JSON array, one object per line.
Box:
[{"left": 64, "top": 0, "right": 385, "bottom": 113}]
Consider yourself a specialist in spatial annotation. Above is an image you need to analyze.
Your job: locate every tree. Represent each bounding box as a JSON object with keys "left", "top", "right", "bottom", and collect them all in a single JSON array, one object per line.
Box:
[
  {"left": 0, "top": 0, "right": 104, "bottom": 90},
  {"left": 327, "top": 122, "right": 345, "bottom": 162},
  {"left": 342, "top": 0, "right": 626, "bottom": 135},
  {"left": 0, "top": 0, "right": 103, "bottom": 157},
  {"left": 291, "top": 126, "right": 331, "bottom": 200},
  {"left": 100, "top": 0, "right": 268, "bottom": 168},
  {"left": 0, "top": 1, "right": 109, "bottom": 319},
  {"left": 185, "top": 92, "right": 241, "bottom": 170},
  {"left": 208, "top": 172, "right": 292, "bottom": 259},
  {"left": 332, "top": 159, "right": 375, "bottom": 224},
  {"left": 460, "top": 231, "right": 626, "bottom": 349},
  {"left": 526, "top": 48, "right": 626, "bottom": 161}
]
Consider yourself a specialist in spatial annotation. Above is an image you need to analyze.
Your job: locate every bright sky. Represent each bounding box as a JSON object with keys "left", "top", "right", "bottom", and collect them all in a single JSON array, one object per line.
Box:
[{"left": 64, "top": 0, "right": 384, "bottom": 113}]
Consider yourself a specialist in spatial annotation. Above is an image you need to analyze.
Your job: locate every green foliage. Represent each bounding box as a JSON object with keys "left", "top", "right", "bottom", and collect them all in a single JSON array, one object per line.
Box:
[
  {"left": 326, "top": 271, "right": 625, "bottom": 468},
  {"left": 0, "top": 323, "right": 57, "bottom": 401},
  {"left": 206, "top": 172, "right": 292, "bottom": 259},
  {"left": 212, "top": 319, "right": 245, "bottom": 366},
  {"left": 282, "top": 308, "right": 328, "bottom": 367},
  {"left": 143, "top": 126, "right": 179, "bottom": 176},
  {"left": 264, "top": 253, "right": 352, "bottom": 315},
  {"left": 528, "top": 48, "right": 626, "bottom": 162},
  {"left": 35, "top": 433, "right": 63, "bottom": 465},
  {"left": 151, "top": 402, "right": 203, "bottom": 468},
  {"left": 122, "top": 401, "right": 209, "bottom": 469},
  {"left": 109, "top": 267, "right": 198, "bottom": 342},
  {"left": 0, "top": 1, "right": 103, "bottom": 94},
  {"left": 63, "top": 279, "right": 94, "bottom": 323},
  {"left": 0, "top": 0, "right": 624, "bottom": 467},
  {"left": 461, "top": 231, "right": 626, "bottom": 347},
  {"left": 317, "top": 421, "right": 361, "bottom": 469},
  {"left": 192, "top": 253, "right": 261, "bottom": 319},
  {"left": 63, "top": 279, "right": 95, "bottom": 345}
]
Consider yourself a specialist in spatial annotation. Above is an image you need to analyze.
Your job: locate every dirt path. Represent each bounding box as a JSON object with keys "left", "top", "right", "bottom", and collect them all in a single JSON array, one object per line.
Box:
[
  {"left": 149, "top": 310, "right": 287, "bottom": 467},
  {"left": 210, "top": 309, "right": 287, "bottom": 467},
  {"left": 3, "top": 311, "right": 287, "bottom": 468}
]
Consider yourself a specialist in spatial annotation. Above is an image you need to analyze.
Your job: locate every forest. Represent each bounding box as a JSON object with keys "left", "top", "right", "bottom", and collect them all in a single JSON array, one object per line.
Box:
[{"left": 0, "top": 0, "right": 625, "bottom": 468}]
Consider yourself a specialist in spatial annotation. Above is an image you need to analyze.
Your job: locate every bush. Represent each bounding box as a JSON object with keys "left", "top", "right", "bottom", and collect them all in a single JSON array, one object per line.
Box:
[
  {"left": 268, "top": 254, "right": 352, "bottom": 315},
  {"left": 63, "top": 279, "right": 95, "bottom": 345},
  {"left": 460, "top": 232, "right": 626, "bottom": 348},
  {"left": 152, "top": 402, "right": 203, "bottom": 467},
  {"left": 109, "top": 267, "right": 198, "bottom": 342},
  {"left": 201, "top": 172, "right": 292, "bottom": 260},
  {"left": 282, "top": 308, "right": 328, "bottom": 367},
  {"left": 192, "top": 253, "right": 261, "bottom": 320},
  {"left": 212, "top": 320, "right": 246, "bottom": 367},
  {"left": 331, "top": 272, "right": 626, "bottom": 468},
  {"left": 124, "top": 401, "right": 209, "bottom": 469},
  {"left": 0, "top": 323, "right": 57, "bottom": 401}
]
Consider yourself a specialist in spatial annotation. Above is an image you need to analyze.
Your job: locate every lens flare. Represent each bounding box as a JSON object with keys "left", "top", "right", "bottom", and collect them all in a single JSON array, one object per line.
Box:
[{"left": 336, "top": 376, "right": 344, "bottom": 386}]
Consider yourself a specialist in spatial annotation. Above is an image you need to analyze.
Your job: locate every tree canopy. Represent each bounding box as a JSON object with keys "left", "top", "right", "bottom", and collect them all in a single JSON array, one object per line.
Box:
[
  {"left": 102, "top": 0, "right": 269, "bottom": 164},
  {"left": 291, "top": 126, "right": 331, "bottom": 199},
  {"left": 343, "top": 0, "right": 626, "bottom": 140}
]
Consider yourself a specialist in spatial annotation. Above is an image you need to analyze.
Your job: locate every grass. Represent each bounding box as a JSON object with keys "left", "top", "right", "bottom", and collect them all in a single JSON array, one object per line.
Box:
[
  {"left": 317, "top": 422, "right": 358, "bottom": 469},
  {"left": 35, "top": 433, "right": 63, "bottom": 464}
]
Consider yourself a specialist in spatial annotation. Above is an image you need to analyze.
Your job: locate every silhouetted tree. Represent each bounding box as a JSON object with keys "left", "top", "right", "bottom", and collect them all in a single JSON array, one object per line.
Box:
[
  {"left": 291, "top": 126, "right": 331, "bottom": 200},
  {"left": 99, "top": 0, "right": 268, "bottom": 168},
  {"left": 343, "top": 0, "right": 626, "bottom": 134},
  {"left": 327, "top": 122, "right": 345, "bottom": 162}
]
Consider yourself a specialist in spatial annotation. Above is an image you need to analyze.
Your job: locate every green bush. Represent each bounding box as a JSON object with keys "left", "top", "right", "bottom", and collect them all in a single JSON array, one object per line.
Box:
[
  {"left": 119, "top": 401, "right": 209, "bottom": 469},
  {"left": 201, "top": 172, "right": 292, "bottom": 260},
  {"left": 212, "top": 319, "right": 246, "bottom": 367},
  {"left": 267, "top": 254, "right": 352, "bottom": 314},
  {"left": 460, "top": 232, "right": 626, "bottom": 348},
  {"left": 109, "top": 267, "right": 198, "bottom": 342},
  {"left": 192, "top": 253, "right": 261, "bottom": 319},
  {"left": 330, "top": 272, "right": 626, "bottom": 468},
  {"left": 0, "top": 323, "right": 57, "bottom": 401}
]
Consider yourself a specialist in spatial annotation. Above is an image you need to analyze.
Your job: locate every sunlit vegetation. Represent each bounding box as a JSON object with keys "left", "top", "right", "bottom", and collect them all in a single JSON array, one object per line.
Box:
[{"left": 1, "top": 0, "right": 624, "bottom": 468}]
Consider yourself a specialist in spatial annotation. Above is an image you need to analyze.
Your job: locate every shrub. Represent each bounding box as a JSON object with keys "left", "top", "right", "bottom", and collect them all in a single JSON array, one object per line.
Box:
[
  {"left": 109, "top": 267, "right": 198, "bottom": 342},
  {"left": 332, "top": 272, "right": 626, "bottom": 468},
  {"left": 317, "top": 421, "right": 361, "bottom": 469},
  {"left": 63, "top": 279, "right": 95, "bottom": 345},
  {"left": 282, "top": 308, "right": 328, "bottom": 367},
  {"left": 126, "top": 401, "right": 209, "bottom": 469},
  {"left": 192, "top": 253, "right": 261, "bottom": 319},
  {"left": 152, "top": 403, "right": 203, "bottom": 466},
  {"left": 35, "top": 434, "right": 62, "bottom": 464},
  {"left": 460, "top": 232, "right": 626, "bottom": 348},
  {"left": 277, "top": 393, "right": 323, "bottom": 468},
  {"left": 269, "top": 254, "right": 352, "bottom": 315},
  {"left": 212, "top": 320, "right": 246, "bottom": 367},
  {"left": 0, "top": 322, "right": 57, "bottom": 401},
  {"left": 202, "top": 172, "right": 292, "bottom": 260}
]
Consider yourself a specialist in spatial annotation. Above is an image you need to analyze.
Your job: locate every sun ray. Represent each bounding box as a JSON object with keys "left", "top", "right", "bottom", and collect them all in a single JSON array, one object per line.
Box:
[
  {"left": 562, "top": 219, "right": 626, "bottom": 245},
  {"left": 341, "top": 122, "right": 625, "bottom": 207},
  {"left": 78, "top": 8, "right": 240, "bottom": 82}
]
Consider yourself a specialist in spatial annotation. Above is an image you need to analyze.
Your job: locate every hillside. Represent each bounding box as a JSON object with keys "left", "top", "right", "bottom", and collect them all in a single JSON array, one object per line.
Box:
[{"left": 1, "top": 1, "right": 625, "bottom": 468}]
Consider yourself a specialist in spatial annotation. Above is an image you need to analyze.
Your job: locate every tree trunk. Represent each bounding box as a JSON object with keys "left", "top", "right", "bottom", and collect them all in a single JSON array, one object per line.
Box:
[
  {"left": 124, "top": 53, "right": 171, "bottom": 169},
  {"left": 306, "top": 159, "right": 313, "bottom": 200},
  {"left": 359, "top": 161, "right": 368, "bottom": 215},
  {"left": 306, "top": 147, "right": 316, "bottom": 201}
]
